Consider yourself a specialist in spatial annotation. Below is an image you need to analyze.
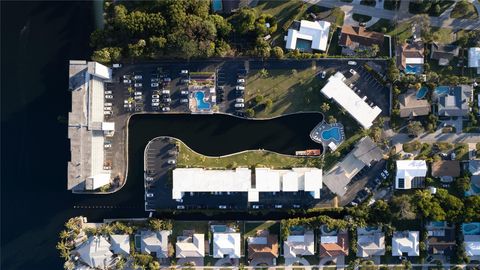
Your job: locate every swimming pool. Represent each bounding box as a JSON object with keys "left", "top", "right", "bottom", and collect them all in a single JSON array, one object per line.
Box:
[
  {"left": 365, "top": 226, "right": 379, "bottom": 232},
  {"left": 429, "top": 221, "right": 446, "bottom": 228},
  {"left": 405, "top": 64, "right": 423, "bottom": 75},
  {"left": 435, "top": 86, "right": 450, "bottom": 96},
  {"left": 212, "top": 0, "right": 222, "bottom": 12},
  {"left": 462, "top": 223, "right": 480, "bottom": 235},
  {"left": 321, "top": 127, "right": 341, "bottom": 142},
  {"left": 416, "top": 87, "right": 428, "bottom": 99},
  {"left": 296, "top": 39, "right": 312, "bottom": 52},
  {"left": 195, "top": 91, "right": 211, "bottom": 110}
]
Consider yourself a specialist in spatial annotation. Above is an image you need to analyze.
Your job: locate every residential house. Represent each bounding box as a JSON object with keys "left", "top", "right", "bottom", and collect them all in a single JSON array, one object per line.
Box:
[
  {"left": 467, "top": 160, "right": 480, "bottom": 196},
  {"left": 395, "top": 160, "right": 427, "bottom": 189},
  {"left": 284, "top": 20, "right": 331, "bottom": 52},
  {"left": 339, "top": 25, "right": 384, "bottom": 56},
  {"left": 426, "top": 222, "right": 456, "bottom": 257},
  {"left": 324, "top": 137, "right": 383, "bottom": 196},
  {"left": 436, "top": 85, "right": 473, "bottom": 117},
  {"left": 110, "top": 234, "right": 130, "bottom": 256},
  {"left": 140, "top": 230, "right": 171, "bottom": 259},
  {"left": 75, "top": 236, "right": 114, "bottom": 269},
  {"left": 462, "top": 223, "right": 480, "bottom": 257},
  {"left": 175, "top": 233, "right": 205, "bottom": 258},
  {"left": 468, "top": 47, "right": 480, "bottom": 74},
  {"left": 397, "top": 39, "right": 424, "bottom": 74},
  {"left": 431, "top": 160, "right": 460, "bottom": 182},
  {"left": 430, "top": 42, "right": 459, "bottom": 66},
  {"left": 319, "top": 229, "right": 349, "bottom": 258},
  {"left": 283, "top": 229, "right": 315, "bottom": 258},
  {"left": 247, "top": 230, "right": 279, "bottom": 265},
  {"left": 213, "top": 232, "right": 241, "bottom": 258},
  {"left": 392, "top": 231, "right": 420, "bottom": 257},
  {"left": 398, "top": 89, "right": 431, "bottom": 118},
  {"left": 357, "top": 227, "right": 385, "bottom": 258}
]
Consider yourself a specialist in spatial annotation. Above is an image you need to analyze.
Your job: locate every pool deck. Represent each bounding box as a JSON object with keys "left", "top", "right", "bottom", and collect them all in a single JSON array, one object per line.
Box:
[{"left": 310, "top": 121, "right": 345, "bottom": 151}]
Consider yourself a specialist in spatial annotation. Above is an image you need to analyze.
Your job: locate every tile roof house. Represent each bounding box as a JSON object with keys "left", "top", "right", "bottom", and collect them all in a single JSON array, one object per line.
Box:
[
  {"left": 285, "top": 20, "right": 331, "bottom": 52},
  {"left": 283, "top": 230, "right": 315, "bottom": 258},
  {"left": 430, "top": 43, "right": 459, "bottom": 66},
  {"left": 140, "top": 230, "right": 171, "bottom": 259},
  {"left": 247, "top": 230, "right": 279, "bottom": 261},
  {"left": 426, "top": 222, "right": 456, "bottom": 256},
  {"left": 110, "top": 234, "right": 130, "bottom": 256},
  {"left": 357, "top": 227, "right": 385, "bottom": 258},
  {"left": 431, "top": 160, "right": 460, "bottom": 182},
  {"left": 436, "top": 85, "right": 473, "bottom": 117},
  {"left": 397, "top": 40, "right": 424, "bottom": 71},
  {"left": 395, "top": 160, "right": 427, "bottom": 189},
  {"left": 468, "top": 47, "right": 480, "bottom": 74},
  {"left": 399, "top": 89, "right": 431, "bottom": 118},
  {"left": 319, "top": 230, "right": 349, "bottom": 258},
  {"left": 176, "top": 233, "right": 205, "bottom": 258},
  {"left": 75, "top": 236, "right": 114, "bottom": 269},
  {"left": 213, "top": 232, "right": 241, "bottom": 258},
  {"left": 339, "top": 25, "right": 384, "bottom": 56},
  {"left": 465, "top": 235, "right": 480, "bottom": 256},
  {"left": 392, "top": 231, "right": 420, "bottom": 257}
]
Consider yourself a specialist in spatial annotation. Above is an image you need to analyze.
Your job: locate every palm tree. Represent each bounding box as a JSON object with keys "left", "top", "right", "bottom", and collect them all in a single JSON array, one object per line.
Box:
[
  {"left": 320, "top": 102, "right": 330, "bottom": 112},
  {"left": 59, "top": 230, "right": 70, "bottom": 240},
  {"left": 56, "top": 241, "right": 70, "bottom": 260},
  {"left": 259, "top": 68, "right": 269, "bottom": 78}
]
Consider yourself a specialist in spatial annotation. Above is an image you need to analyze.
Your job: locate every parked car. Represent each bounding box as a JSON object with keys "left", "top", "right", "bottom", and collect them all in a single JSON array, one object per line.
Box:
[
  {"left": 349, "top": 69, "right": 357, "bottom": 75},
  {"left": 237, "top": 78, "right": 245, "bottom": 84},
  {"left": 105, "top": 90, "right": 112, "bottom": 95},
  {"left": 151, "top": 78, "right": 159, "bottom": 82},
  {"left": 177, "top": 205, "right": 185, "bottom": 210},
  {"left": 104, "top": 111, "right": 112, "bottom": 115},
  {"left": 151, "top": 83, "right": 159, "bottom": 87},
  {"left": 274, "top": 204, "right": 283, "bottom": 209},
  {"left": 235, "top": 98, "right": 244, "bottom": 103},
  {"left": 162, "top": 98, "right": 172, "bottom": 103},
  {"left": 123, "top": 79, "right": 131, "bottom": 84},
  {"left": 104, "top": 102, "right": 112, "bottom": 106},
  {"left": 181, "top": 70, "right": 189, "bottom": 74},
  {"left": 181, "top": 78, "right": 190, "bottom": 83},
  {"left": 252, "top": 205, "right": 260, "bottom": 209},
  {"left": 234, "top": 103, "right": 244, "bottom": 108},
  {"left": 347, "top": 61, "right": 357, "bottom": 65},
  {"left": 134, "top": 91, "right": 142, "bottom": 96},
  {"left": 152, "top": 98, "right": 160, "bottom": 103},
  {"left": 380, "top": 172, "right": 387, "bottom": 179},
  {"left": 180, "top": 90, "right": 189, "bottom": 95},
  {"left": 105, "top": 95, "right": 113, "bottom": 99},
  {"left": 383, "top": 169, "right": 389, "bottom": 177},
  {"left": 321, "top": 71, "right": 327, "bottom": 79},
  {"left": 180, "top": 98, "right": 189, "bottom": 103},
  {"left": 112, "top": 63, "right": 122, "bottom": 68},
  {"left": 163, "top": 77, "right": 171, "bottom": 82},
  {"left": 162, "top": 106, "right": 171, "bottom": 112},
  {"left": 152, "top": 102, "right": 160, "bottom": 107},
  {"left": 104, "top": 106, "right": 112, "bottom": 111},
  {"left": 134, "top": 75, "right": 143, "bottom": 80},
  {"left": 218, "top": 205, "right": 227, "bottom": 209},
  {"left": 236, "top": 86, "right": 245, "bottom": 90},
  {"left": 122, "top": 75, "right": 130, "bottom": 79},
  {"left": 104, "top": 143, "right": 112, "bottom": 148},
  {"left": 146, "top": 193, "right": 154, "bottom": 198},
  {"left": 161, "top": 89, "right": 170, "bottom": 94}
]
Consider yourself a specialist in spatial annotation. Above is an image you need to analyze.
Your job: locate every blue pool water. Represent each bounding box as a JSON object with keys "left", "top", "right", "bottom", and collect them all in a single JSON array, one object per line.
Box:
[
  {"left": 405, "top": 64, "right": 423, "bottom": 74},
  {"left": 321, "top": 127, "right": 341, "bottom": 141},
  {"left": 416, "top": 87, "right": 428, "bottom": 99},
  {"left": 296, "top": 39, "right": 312, "bottom": 51},
  {"left": 430, "top": 221, "right": 446, "bottom": 228},
  {"left": 212, "top": 225, "right": 227, "bottom": 232},
  {"left": 435, "top": 86, "right": 450, "bottom": 96},
  {"left": 365, "top": 226, "right": 379, "bottom": 232},
  {"left": 195, "top": 91, "right": 211, "bottom": 110},
  {"left": 462, "top": 223, "right": 480, "bottom": 235},
  {"left": 291, "top": 225, "right": 304, "bottom": 232},
  {"left": 212, "top": 0, "right": 222, "bottom": 12}
]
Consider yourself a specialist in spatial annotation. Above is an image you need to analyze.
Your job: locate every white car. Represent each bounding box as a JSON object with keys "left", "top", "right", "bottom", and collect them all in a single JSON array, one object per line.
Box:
[
  {"left": 235, "top": 98, "right": 244, "bottom": 103},
  {"left": 151, "top": 83, "right": 159, "bottom": 87},
  {"left": 105, "top": 95, "right": 113, "bottom": 99},
  {"left": 112, "top": 63, "right": 122, "bottom": 68},
  {"left": 321, "top": 71, "right": 326, "bottom": 79},
  {"left": 161, "top": 89, "right": 170, "bottom": 94},
  {"left": 237, "top": 78, "right": 245, "bottom": 83},
  {"left": 167, "top": 159, "right": 176, "bottom": 164},
  {"left": 105, "top": 90, "right": 112, "bottom": 95},
  {"left": 134, "top": 83, "right": 142, "bottom": 88},
  {"left": 252, "top": 205, "right": 259, "bottom": 209},
  {"left": 181, "top": 78, "right": 190, "bottom": 83},
  {"left": 134, "top": 96, "right": 142, "bottom": 100},
  {"left": 349, "top": 69, "right": 357, "bottom": 75},
  {"left": 348, "top": 61, "right": 357, "bottom": 65},
  {"left": 146, "top": 193, "right": 154, "bottom": 198},
  {"left": 134, "top": 75, "right": 142, "bottom": 80},
  {"left": 123, "top": 79, "right": 131, "bottom": 84},
  {"left": 152, "top": 102, "right": 160, "bottom": 106},
  {"left": 181, "top": 90, "right": 189, "bottom": 95},
  {"left": 177, "top": 205, "right": 185, "bottom": 209},
  {"left": 180, "top": 98, "right": 189, "bottom": 103},
  {"left": 218, "top": 205, "right": 227, "bottom": 209},
  {"left": 134, "top": 91, "right": 142, "bottom": 96},
  {"left": 104, "top": 102, "right": 112, "bottom": 106},
  {"left": 104, "top": 111, "right": 112, "bottom": 115},
  {"left": 162, "top": 107, "right": 171, "bottom": 112},
  {"left": 274, "top": 204, "right": 283, "bottom": 209},
  {"left": 181, "top": 70, "right": 188, "bottom": 74},
  {"left": 234, "top": 103, "right": 244, "bottom": 108},
  {"left": 383, "top": 169, "right": 389, "bottom": 176},
  {"left": 152, "top": 98, "right": 160, "bottom": 102},
  {"left": 104, "top": 143, "right": 112, "bottom": 148},
  {"left": 236, "top": 86, "right": 245, "bottom": 91},
  {"left": 152, "top": 94, "right": 159, "bottom": 99},
  {"left": 122, "top": 75, "right": 130, "bottom": 79},
  {"left": 104, "top": 106, "right": 112, "bottom": 111}
]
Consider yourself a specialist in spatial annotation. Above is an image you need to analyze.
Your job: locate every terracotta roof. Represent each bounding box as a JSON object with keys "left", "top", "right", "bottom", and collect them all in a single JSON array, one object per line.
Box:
[
  {"left": 247, "top": 234, "right": 279, "bottom": 260},
  {"left": 431, "top": 160, "right": 460, "bottom": 177},
  {"left": 339, "top": 25, "right": 384, "bottom": 49},
  {"left": 397, "top": 41, "right": 425, "bottom": 69},
  {"left": 319, "top": 232, "right": 349, "bottom": 257}
]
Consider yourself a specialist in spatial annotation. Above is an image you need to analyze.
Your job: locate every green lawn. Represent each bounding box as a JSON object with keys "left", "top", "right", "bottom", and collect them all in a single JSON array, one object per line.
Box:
[
  {"left": 454, "top": 143, "right": 469, "bottom": 160},
  {"left": 172, "top": 221, "right": 209, "bottom": 239},
  {"left": 450, "top": 0, "right": 479, "bottom": 19},
  {"left": 387, "top": 20, "right": 412, "bottom": 43},
  {"left": 243, "top": 221, "right": 279, "bottom": 239},
  {"left": 431, "top": 27, "right": 454, "bottom": 43},
  {"left": 409, "top": 1, "right": 455, "bottom": 16},
  {"left": 176, "top": 139, "right": 322, "bottom": 169}
]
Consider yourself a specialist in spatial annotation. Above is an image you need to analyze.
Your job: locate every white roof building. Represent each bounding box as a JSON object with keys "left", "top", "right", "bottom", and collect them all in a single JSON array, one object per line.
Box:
[
  {"left": 140, "top": 230, "right": 171, "bottom": 258},
  {"left": 213, "top": 233, "right": 241, "bottom": 258},
  {"left": 392, "top": 231, "right": 420, "bottom": 257},
  {"left": 75, "top": 236, "right": 113, "bottom": 269},
  {"left": 395, "top": 160, "right": 427, "bottom": 189},
  {"left": 357, "top": 228, "right": 385, "bottom": 257},
  {"left": 172, "top": 167, "right": 322, "bottom": 202},
  {"left": 285, "top": 20, "right": 331, "bottom": 52},
  {"left": 283, "top": 231, "right": 315, "bottom": 258},
  {"left": 468, "top": 47, "right": 480, "bottom": 74},
  {"left": 176, "top": 233, "right": 205, "bottom": 258},
  {"left": 110, "top": 235, "right": 130, "bottom": 256},
  {"left": 68, "top": 60, "right": 113, "bottom": 191},
  {"left": 320, "top": 72, "right": 382, "bottom": 129},
  {"left": 465, "top": 235, "right": 480, "bottom": 256}
]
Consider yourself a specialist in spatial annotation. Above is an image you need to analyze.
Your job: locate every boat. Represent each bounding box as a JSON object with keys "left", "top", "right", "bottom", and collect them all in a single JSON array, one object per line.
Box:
[{"left": 295, "top": 149, "right": 321, "bottom": 156}]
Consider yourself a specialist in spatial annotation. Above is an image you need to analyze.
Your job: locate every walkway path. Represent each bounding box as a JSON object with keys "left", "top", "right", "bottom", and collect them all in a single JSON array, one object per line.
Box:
[{"left": 305, "top": 0, "right": 480, "bottom": 30}]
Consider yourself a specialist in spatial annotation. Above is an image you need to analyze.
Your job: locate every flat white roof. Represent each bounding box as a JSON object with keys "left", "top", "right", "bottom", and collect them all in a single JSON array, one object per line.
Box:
[
  {"left": 468, "top": 47, "right": 480, "bottom": 68},
  {"left": 255, "top": 168, "right": 281, "bottom": 191},
  {"left": 395, "top": 160, "right": 427, "bottom": 189},
  {"left": 321, "top": 72, "right": 382, "bottom": 129},
  {"left": 282, "top": 171, "right": 300, "bottom": 192},
  {"left": 392, "top": 231, "right": 419, "bottom": 257},
  {"left": 213, "top": 233, "right": 241, "bottom": 258},
  {"left": 285, "top": 20, "right": 331, "bottom": 51},
  {"left": 405, "top": 58, "right": 424, "bottom": 64}
]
